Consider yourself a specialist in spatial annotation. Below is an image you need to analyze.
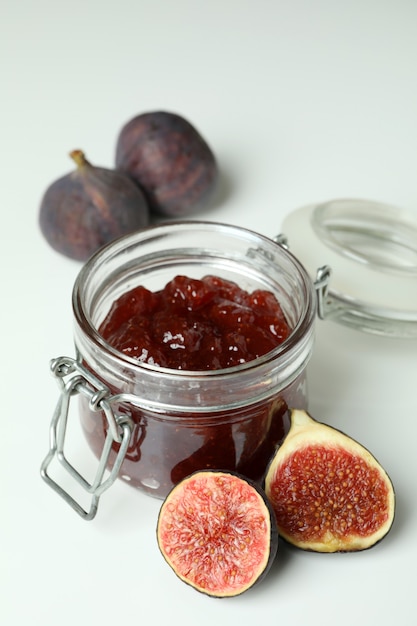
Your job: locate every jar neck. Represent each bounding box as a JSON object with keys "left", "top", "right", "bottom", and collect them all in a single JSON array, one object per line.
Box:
[
  {"left": 73, "top": 317, "right": 315, "bottom": 413},
  {"left": 72, "top": 221, "right": 317, "bottom": 412}
]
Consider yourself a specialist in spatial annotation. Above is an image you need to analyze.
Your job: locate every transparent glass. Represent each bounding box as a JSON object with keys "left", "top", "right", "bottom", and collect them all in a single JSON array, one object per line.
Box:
[
  {"left": 282, "top": 199, "right": 417, "bottom": 337},
  {"left": 312, "top": 199, "right": 417, "bottom": 276},
  {"left": 72, "top": 221, "right": 317, "bottom": 498}
]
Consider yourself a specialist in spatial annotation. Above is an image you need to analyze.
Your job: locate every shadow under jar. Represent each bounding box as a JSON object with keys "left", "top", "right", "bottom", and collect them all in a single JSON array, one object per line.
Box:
[{"left": 73, "top": 221, "right": 317, "bottom": 499}]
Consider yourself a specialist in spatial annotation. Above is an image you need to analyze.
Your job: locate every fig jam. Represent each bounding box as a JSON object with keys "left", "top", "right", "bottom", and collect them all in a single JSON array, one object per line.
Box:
[
  {"left": 74, "top": 222, "right": 316, "bottom": 500},
  {"left": 99, "top": 275, "right": 291, "bottom": 370}
]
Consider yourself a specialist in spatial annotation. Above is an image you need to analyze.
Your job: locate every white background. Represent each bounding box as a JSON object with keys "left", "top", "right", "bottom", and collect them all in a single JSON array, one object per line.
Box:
[{"left": 2, "top": 1, "right": 417, "bottom": 624}]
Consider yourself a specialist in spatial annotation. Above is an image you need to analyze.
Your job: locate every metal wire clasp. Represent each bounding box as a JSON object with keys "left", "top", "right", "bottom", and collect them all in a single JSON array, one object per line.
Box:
[
  {"left": 314, "top": 265, "right": 332, "bottom": 319},
  {"left": 40, "top": 356, "right": 132, "bottom": 520}
]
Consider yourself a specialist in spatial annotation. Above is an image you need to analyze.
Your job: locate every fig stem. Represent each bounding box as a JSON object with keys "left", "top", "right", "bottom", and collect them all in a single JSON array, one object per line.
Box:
[{"left": 69, "top": 149, "right": 90, "bottom": 169}]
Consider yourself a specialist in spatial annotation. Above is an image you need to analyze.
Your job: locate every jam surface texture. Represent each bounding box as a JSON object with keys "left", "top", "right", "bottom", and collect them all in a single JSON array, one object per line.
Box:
[{"left": 99, "top": 275, "right": 291, "bottom": 370}]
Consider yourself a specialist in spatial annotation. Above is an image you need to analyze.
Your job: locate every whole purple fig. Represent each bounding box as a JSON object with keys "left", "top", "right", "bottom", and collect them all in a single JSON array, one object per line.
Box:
[
  {"left": 39, "top": 150, "right": 149, "bottom": 261},
  {"left": 115, "top": 111, "right": 218, "bottom": 217}
]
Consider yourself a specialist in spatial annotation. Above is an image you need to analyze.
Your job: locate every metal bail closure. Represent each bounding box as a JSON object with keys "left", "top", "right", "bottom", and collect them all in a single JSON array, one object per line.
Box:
[
  {"left": 40, "top": 356, "right": 132, "bottom": 520},
  {"left": 313, "top": 265, "right": 332, "bottom": 319}
]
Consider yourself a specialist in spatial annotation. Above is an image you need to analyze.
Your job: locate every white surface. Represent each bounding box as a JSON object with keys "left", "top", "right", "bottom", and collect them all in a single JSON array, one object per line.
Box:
[{"left": 2, "top": 1, "right": 416, "bottom": 624}]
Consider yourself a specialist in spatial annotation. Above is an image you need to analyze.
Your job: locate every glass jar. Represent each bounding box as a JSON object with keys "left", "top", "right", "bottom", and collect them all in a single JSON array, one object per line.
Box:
[{"left": 42, "top": 221, "right": 318, "bottom": 518}]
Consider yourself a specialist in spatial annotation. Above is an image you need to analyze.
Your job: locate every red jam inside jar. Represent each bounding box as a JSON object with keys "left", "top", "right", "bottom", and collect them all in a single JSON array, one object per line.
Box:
[
  {"left": 99, "top": 275, "right": 292, "bottom": 370},
  {"left": 75, "top": 222, "right": 316, "bottom": 500}
]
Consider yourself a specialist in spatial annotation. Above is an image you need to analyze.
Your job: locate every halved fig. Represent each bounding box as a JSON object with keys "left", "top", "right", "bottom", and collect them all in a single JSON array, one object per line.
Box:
[
  {"left": 264, "top": 409, "right": 395, "bottom": 553},
  {"left": 156, "top": 470, "right": 278, "bottom": 597}
]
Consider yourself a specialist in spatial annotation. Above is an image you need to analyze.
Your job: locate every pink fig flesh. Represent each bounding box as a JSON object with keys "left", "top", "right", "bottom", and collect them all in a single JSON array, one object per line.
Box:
[{"left": 157, "top": 470, "right": 278, "bottom": 597}]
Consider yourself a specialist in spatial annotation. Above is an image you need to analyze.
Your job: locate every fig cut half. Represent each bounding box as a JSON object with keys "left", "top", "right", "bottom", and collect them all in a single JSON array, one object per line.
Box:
[
  {"left": 156, "top": 470, "right": 278, "bottom": 598},
  {"left": 264, "top": 409, "right": 395, "bottom": 553}
]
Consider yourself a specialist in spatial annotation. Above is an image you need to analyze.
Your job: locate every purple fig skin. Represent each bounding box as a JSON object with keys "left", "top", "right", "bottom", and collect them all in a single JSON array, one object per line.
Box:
[
  {"left": 115, "top": 111, "right": 219, "bottom": 217},
  {"left": 39, "top": 150, "right": 149, "bottom": 261}
]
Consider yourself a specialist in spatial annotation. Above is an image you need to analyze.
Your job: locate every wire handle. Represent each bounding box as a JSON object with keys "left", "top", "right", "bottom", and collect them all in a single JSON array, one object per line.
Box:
[{"left": 40, "top": 357, "right": 132, "bottom": 520}]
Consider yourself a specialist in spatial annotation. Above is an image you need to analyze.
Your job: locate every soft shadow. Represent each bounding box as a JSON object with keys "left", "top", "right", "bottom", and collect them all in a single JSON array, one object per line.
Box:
[{"left": 209, "top": 163, "right": 235, "bottom": 210}]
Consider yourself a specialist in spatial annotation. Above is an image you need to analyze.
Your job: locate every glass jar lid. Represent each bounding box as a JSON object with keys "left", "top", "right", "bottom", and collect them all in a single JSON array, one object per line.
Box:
[{"left": 281, "top": 198, "right": 417, "bottom": 338}]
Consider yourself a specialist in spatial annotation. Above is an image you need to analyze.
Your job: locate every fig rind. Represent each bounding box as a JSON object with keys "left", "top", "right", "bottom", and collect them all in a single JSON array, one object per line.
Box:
[
  {"left": 264, "top": 409, "right": 395, "bottom": 553},
  {"left": 39, "top": 150, "right": 149, "bottom": 261},
  {"left": 156, "top": 470, "right": 278, "bottom": 597},
  {"left": 115, "top": 111, "right": 219, "bottom": 217}
]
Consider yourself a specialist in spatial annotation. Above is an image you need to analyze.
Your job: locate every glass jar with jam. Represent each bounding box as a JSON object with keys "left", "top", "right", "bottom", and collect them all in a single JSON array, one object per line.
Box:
[
  {"left": 42, "top": 221, "right": 320, "bottom": 518},
  {"left": 41, "top": 201, "right": 417, "bottom": 519}
]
